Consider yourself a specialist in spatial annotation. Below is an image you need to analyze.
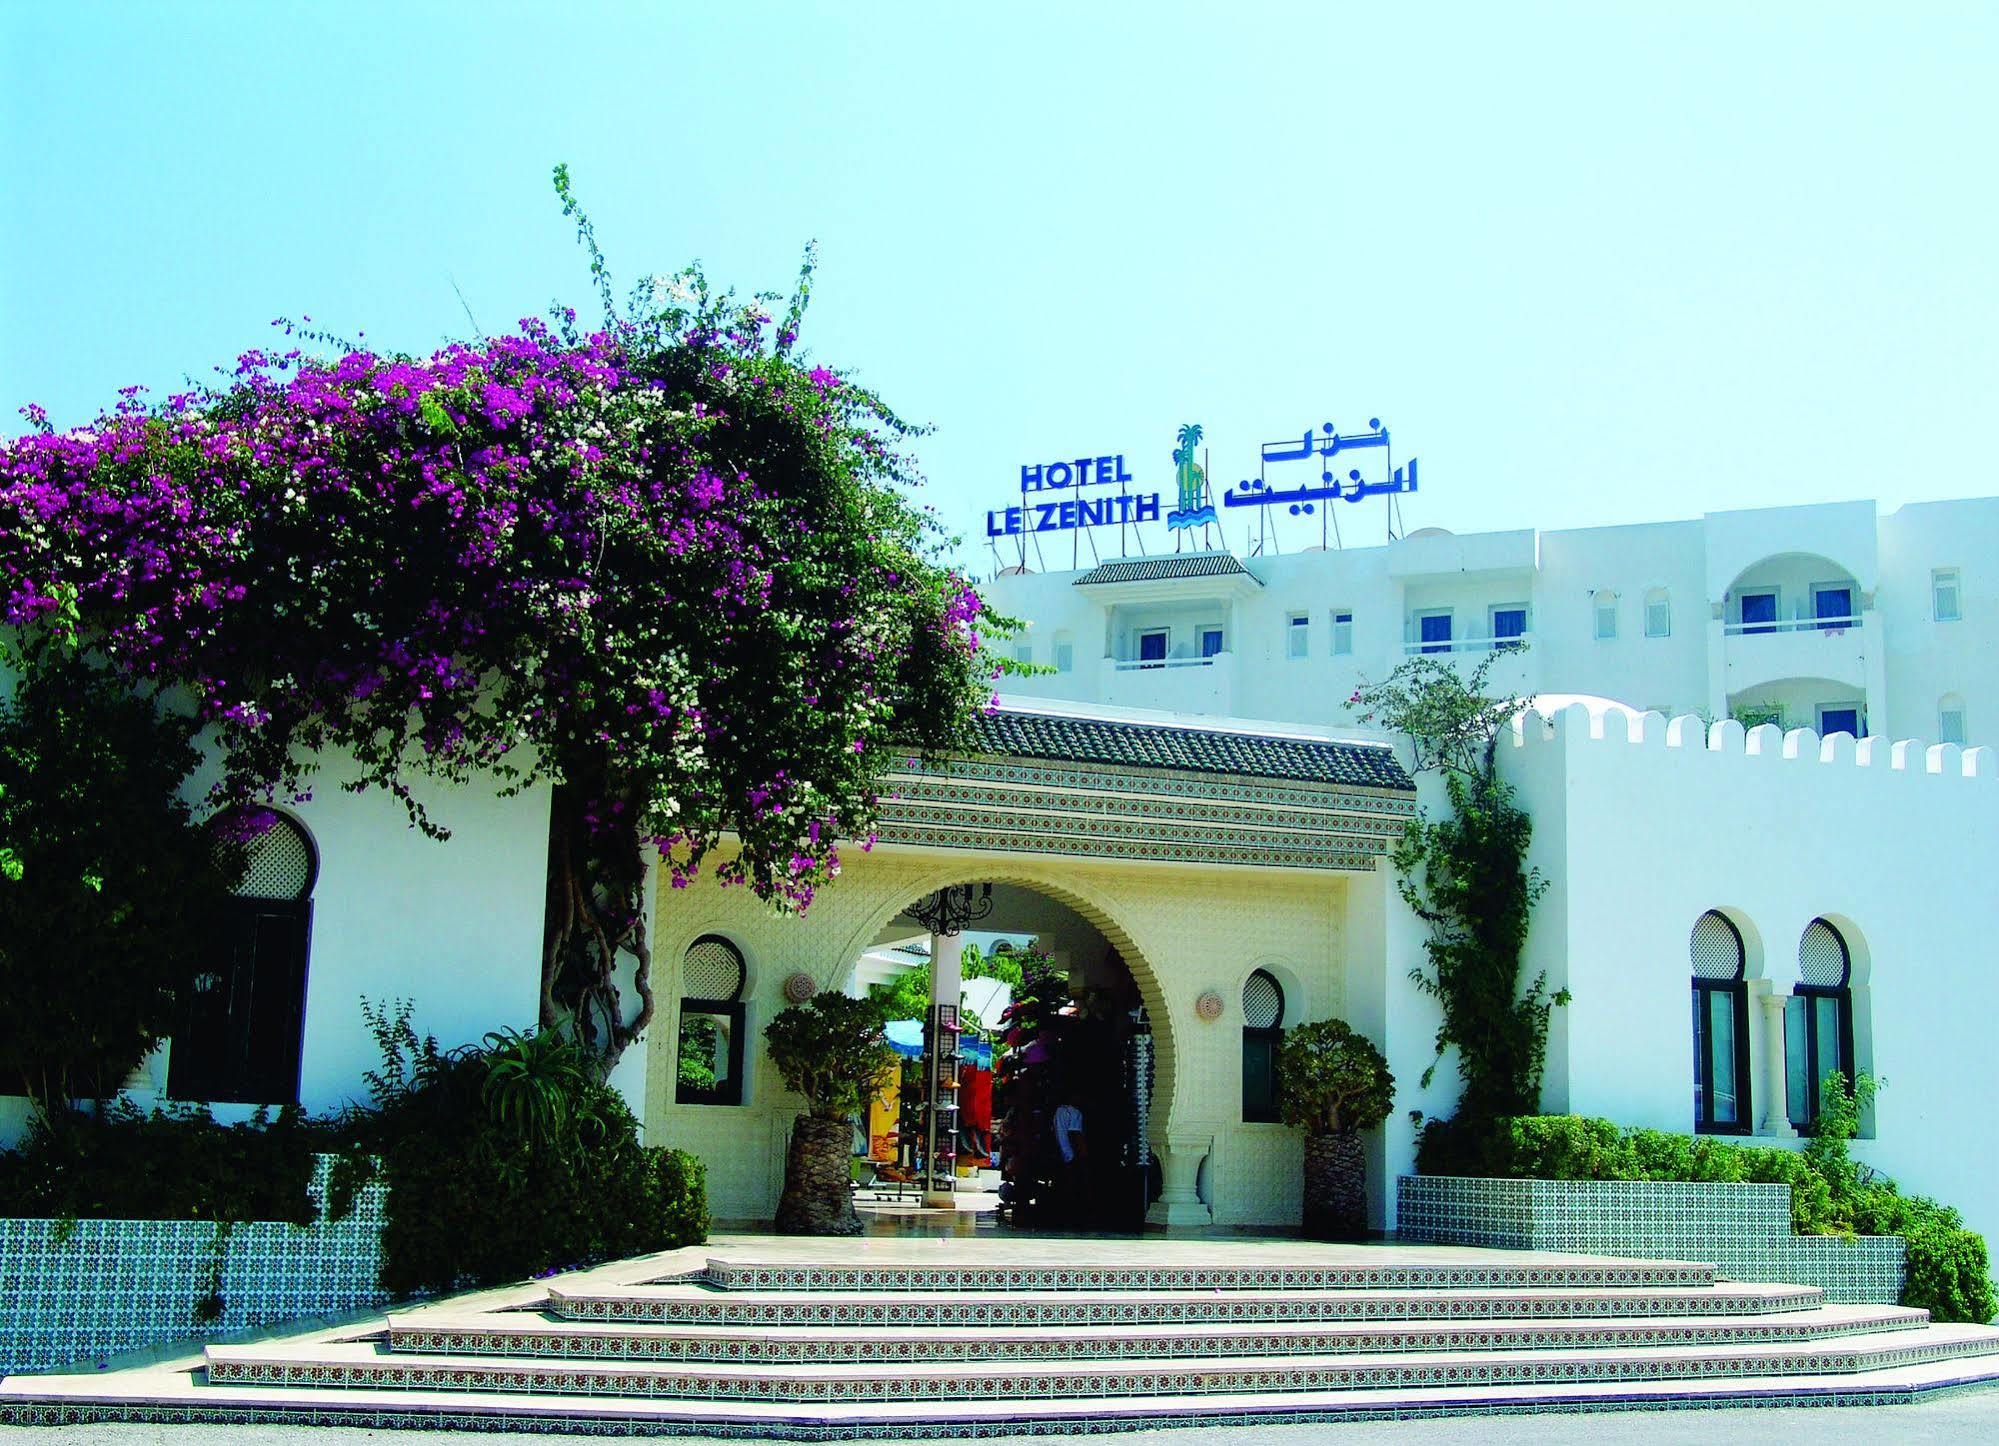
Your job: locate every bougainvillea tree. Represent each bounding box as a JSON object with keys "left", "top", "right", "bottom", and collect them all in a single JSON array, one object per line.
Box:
[{"left": 0, "top": 166, "right": 1009, "bottom": 1075}]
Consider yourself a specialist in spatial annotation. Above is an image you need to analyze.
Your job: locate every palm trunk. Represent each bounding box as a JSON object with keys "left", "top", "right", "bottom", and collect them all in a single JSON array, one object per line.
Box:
[
  {"left": 775, "top": 1114, "right": 861, "bottom": 1235},
  {"left": 1301, "top": 1130, "right": 1368, "bottom": 1241}
]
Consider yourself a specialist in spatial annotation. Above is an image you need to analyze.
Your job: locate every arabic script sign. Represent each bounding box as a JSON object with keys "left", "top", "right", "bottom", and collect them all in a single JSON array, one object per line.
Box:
[{"left": 1225, "top": 420, "right": 1418, "bottom": 515}]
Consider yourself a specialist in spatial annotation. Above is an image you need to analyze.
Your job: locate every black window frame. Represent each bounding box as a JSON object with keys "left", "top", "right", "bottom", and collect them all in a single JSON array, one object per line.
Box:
[
  {"left": 1241, "top": 969, "right": 1285, "bottom": 1124},
  {"left": 675, "top": 934, "right": 749, "bottom": 1107},
  {"left": 1787, "top": 919, "right": 1856, "bottom": 1128},
  {"left": 1691, "top": 911, "right": 1752, "bottom": 1136}
]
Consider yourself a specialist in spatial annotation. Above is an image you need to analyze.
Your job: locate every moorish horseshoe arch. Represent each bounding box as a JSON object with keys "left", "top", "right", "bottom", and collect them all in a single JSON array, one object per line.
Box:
[{"left": 822, "top": 860, "right": 1185, "bottom": 1145}]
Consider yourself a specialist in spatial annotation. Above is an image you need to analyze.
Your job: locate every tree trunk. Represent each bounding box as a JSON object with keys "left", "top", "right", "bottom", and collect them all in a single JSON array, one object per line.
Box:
[
  {"left": 775, "top": 1114, "right": 862, "bottom": 1236},
  {"left": 1301, "top": 1130, "right": 1368, "bottom": 1241}
]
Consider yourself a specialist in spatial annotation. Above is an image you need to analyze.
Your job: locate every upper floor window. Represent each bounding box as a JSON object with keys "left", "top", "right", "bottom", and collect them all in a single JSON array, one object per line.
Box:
[
  {"left": 1644, "top": 587, "right": 1671, "bottom": 639},
  {"left": 1287, "top": 614, "right": 1310, "bottom": 659},
  {"left": 1939, "top": 694, "right": 1967, "bottom": 746},
  {"left": 1817, "top": 703, "right": 1864, "bottom": 740},
  {"left": 1331, "top": 610, "right": 1354, "bottom": 656},
  {"left": 1200, "top": 627, "right": 1225, "bottom": 658},
  {"left": 1013, "top": 641, "right": 1033, "bottom": 666},
  {"left": 1417, "top": 610, "right": 1453, "bottom": 654},
  {"left": 677, "top": 935, "right": 748, "bottom": 1106},
  {"left": 1137, "top": 628, "right": 1168, "bottom": 666},
  {"left": 1593, "top": 591, "right": 1618, "bottom": 641},
  {"left": 1490, "top": 605, "right": 1527, "bottom": 650},
  {"left": 1053, "top": 634, "right": 1075, "bottom": 673},
  {"left": 1241, "top": 969, "right": 1286, "bottom": 1123},
  {"left": 1934, "top": 568, "right": 1962, "bottom": 623},
  {"left": 1811, "top": 582, "right": 1855, "bottom": 631},
  {"left": 1738, "top": 589, "right": 1778, "bottom": 634},
  {"left": 1786, "top": 918, "right": 1855, "bottom": 1129},
  {"left": 1691, "top": 910, "right": 1750, "bottom": 1135}
]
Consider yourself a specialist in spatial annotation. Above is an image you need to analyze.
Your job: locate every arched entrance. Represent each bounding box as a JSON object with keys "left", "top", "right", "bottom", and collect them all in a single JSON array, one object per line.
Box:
[{"left": 836, "top": 872, "right": 1179, "bottom": 1232}]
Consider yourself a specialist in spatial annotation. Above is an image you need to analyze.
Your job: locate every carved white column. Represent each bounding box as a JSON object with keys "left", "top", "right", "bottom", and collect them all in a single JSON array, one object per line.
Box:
[
  {"left": 1758, "top": 989, "right": 1796, "bottom": 1138},
  {"left": 1147, "top": 1129, "right": 1214, "bottom": 1227}
]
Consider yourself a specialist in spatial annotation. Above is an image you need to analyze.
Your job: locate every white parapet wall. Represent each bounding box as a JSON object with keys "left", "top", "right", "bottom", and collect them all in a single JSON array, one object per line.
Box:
[{"left": 1499, "top": 702, "right": 1999, "bottom": 1247}]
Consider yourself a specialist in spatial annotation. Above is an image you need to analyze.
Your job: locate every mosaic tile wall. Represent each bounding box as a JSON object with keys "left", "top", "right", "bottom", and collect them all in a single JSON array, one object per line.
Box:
[
  {"left": 0, "top": 1154, "right": 386, "bottom": 1375},
  {"left": 1396, "top": 1175, "right": 1905, "bottom": 1304}
]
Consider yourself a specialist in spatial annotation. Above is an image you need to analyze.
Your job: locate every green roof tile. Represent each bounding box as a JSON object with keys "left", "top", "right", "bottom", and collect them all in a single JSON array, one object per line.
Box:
[
  {"left": 1072, "top": 555, "right": 1260, "bottom": 586},
  {"left": 963, "top": 709, "right": 1413, "bottom": 791}
]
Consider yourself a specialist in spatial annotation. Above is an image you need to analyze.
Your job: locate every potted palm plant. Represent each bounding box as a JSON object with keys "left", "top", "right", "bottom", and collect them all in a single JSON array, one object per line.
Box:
[
  {"left": 1277, "top": 1017, "right": 1396, "bottom": 1240},
  {"left": 765, "top": 990, "right": 895, "bottom": 1235}
]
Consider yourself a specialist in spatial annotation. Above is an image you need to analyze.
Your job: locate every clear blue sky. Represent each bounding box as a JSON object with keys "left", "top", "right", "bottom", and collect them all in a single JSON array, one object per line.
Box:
[{"left": 5, "top": 4, "right": 1994, "bottom": 570}]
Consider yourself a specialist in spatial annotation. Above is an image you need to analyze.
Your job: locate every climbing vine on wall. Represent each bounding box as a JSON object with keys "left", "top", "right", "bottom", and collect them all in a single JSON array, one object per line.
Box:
[{"left": 1351, "top": 652, "right": 1563, "bottom": 1127}]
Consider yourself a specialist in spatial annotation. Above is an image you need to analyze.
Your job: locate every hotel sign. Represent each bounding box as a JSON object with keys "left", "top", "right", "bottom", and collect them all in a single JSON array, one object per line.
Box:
[{"left": 986, "top": 453, "right": 1159, "bottom": 537}]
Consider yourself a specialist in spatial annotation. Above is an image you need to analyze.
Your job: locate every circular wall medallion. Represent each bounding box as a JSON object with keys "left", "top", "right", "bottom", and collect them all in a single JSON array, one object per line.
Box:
[
  {"left": 782, "top": 970, "right": 817, "bottom": 1004},
  {"left": 1195, "top": 989, "right": 1225, "bottom": 1022}
]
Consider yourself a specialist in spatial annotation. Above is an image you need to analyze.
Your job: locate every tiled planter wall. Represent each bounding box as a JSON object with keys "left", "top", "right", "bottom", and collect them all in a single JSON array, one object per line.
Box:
[
  {"left": 0, "top": 1155, "right": 386, "bottom": 1375},
  {"left": 1396, "top": 1175, "right": 1905, "bottom": 1304}
]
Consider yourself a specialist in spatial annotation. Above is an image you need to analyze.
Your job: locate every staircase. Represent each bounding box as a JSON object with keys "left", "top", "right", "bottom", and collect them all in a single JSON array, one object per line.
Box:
[{"left": 6, "top": 1236, "right": 1999, "bottom": 1435}]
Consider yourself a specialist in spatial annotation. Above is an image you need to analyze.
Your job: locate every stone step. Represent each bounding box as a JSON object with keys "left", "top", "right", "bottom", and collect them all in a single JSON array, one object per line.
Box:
[
  {"left": 546, "top": 1278, "right": 1824, "bottom": 1327},
  {"left": 12, "top": 1352, "right": 1999, "bottom": 1436},
  {"left": 386, "top": 1301, "right": 1928, "bottom": 1363},
  {"left": 693, "top": 1250, "right": 1715, "bottom": 1293},
  {"left": 202, "top": 1324, "right": 1999, "bottom": 1401}
]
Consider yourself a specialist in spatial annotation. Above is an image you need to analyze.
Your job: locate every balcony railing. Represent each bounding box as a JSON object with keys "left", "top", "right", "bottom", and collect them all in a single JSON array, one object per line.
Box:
[
  {"left": 1724, "top": 615, "right": 1863, "bottom": 637},
  {"left": 1402, "top": 633, "right": 1536, "bottom": 656},
  {"left": 1111, "top": 655, "right": 1220, "bottom": 671}
]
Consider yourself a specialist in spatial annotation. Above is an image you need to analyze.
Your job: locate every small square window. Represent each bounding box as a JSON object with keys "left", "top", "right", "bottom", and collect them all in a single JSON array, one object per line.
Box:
[
  {"left": 1287, "top": 614, "right": 1310, "bottom": 659},
  {"left": 1934, "top": 568, "right": 1962, "bottom": 623},
  {"left": 1013, "top": 642, "right": 1032, "bottom": 665},
  {"left": 1053, "top": 640, "right": 1075, "bottom": 673},
  {"left": 1593, "top": 595, "right": 1618, "bottom": 641},
  {"left": 1331, "top": 610, "right": 1353, "bottom": 656},
  {"left": 1491, "top": 606, "right": 1527, "bottom": 650},
  {"left": 1200, "top": 628, "right": 1224, "bottom": 658},
  {"left": 1940, "top": 706, "right": 1967, "bottom": 746},
  {"left": 1645, "top": 593, "right": 1670, "bottom": 639}
]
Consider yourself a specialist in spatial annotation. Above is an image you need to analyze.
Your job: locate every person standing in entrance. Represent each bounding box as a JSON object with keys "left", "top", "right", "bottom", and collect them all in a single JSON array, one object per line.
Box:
[{"left": 1053, "top": 1091, "right": 1087, "bottom": 1219}]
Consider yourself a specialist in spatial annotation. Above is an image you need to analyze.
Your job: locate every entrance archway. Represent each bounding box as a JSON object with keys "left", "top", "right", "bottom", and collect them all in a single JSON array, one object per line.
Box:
[{"left": 834, "top": 869, "right": 1181, "bottom": 1230}]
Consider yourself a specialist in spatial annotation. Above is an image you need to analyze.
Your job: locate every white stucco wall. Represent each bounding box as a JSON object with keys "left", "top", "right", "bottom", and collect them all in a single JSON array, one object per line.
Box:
[{"left": 1502, "top": 704, "right": 1999, "bottom": 1247}]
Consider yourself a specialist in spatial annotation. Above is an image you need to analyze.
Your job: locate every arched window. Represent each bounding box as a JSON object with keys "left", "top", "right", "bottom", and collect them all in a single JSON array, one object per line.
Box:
[
  {"left": 1786, "top": 919, "right": 1856, "bottom": 1127},
  {"left": 170, "top": 811, "right": 317, "bottom": 1105},
  {"left": 1644, "top": 587, "right": 1671, "bottom": 639},
  {"left": 1691, "top": 911, "right": 1751, "bottom": 1134},
  {"left": 1593, "top": 590, "right": 1619, "bottom": 641},
  {"left": 1241, "top": 969, "right": 1286, "bottom": 1123},
  {"left": 676, "top": 935, "right": 748, "bottom": 1106}
]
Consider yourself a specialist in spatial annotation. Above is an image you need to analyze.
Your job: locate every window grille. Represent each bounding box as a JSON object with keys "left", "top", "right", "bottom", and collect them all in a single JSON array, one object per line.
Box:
[
  {"left": 1242, "top": 970, "right": 1284, "bottom": 1029},
  {"left": 225, "top": 812, "right": 316, "bottom": 901},
  {"left": 1798, "top": 918, "right": 1850, "bottom": 988},
  {"left": 1691, "top": 911, "right": 1744, "bottom": 980},
  {"left": 682, "top": 935, "right": 746, "bottom": 1002}
]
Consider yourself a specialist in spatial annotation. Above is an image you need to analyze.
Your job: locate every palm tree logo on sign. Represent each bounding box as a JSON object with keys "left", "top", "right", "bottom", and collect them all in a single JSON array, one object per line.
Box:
[{"left": 1167, "top": 423, "right": 1217, "bottom": 532}]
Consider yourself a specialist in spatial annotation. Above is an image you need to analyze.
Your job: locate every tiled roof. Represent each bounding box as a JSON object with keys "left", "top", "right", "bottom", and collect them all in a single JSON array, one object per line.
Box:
[
  {"left": 964, "top": 709, "right": 1413, "bottom": 791},
  {"left": 1072, "top": 554, "right": 1261, "bottom": 587}
]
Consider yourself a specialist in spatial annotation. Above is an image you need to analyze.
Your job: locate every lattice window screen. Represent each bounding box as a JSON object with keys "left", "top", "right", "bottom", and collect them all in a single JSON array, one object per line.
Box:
[
  {"left": 1690, "top": 911, "right": 1744, "bottom": 981},
  {"left": 683, "top": 936, "right": 746, "bottom": 1002},
  {"left": 1798, "top": 919, "right": 1850, "bottom": 988},
  {"left": 1242, "top": 970, "right": 1284, "bottom": 1030},
  {"left": 233, "top": 815, "right": 315, "bottom": 900}
]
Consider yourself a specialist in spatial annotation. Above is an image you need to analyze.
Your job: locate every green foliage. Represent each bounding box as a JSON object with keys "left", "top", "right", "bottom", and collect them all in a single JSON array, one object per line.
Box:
[
  {"left": 344, "top": 1007, "right": 707, "bottom": 1296},
  {"left": 0, "top": 651, "right": 245, "bottom": 1113},
  {"left": 1276, "top": 1018, "right": 1396, "bottom": 1138},
  {"left": 675, "top": 1012, "right": 719, "bottom": 1092},
  {"left": 867, "top": 965, "right": 931, "bottom": 1023},
  {"left": 1352, "top": 652, "right": 1562, "bottom": 1126},
  {"left": 1419, "top": 1079, "right": 1994, "bottom": 1324},
  {"left": 0, "top": 1102, "right": 326, "bottom": 1225},
  {"left": 765, "top": 990, "right": 895, "bottom": 1120}
]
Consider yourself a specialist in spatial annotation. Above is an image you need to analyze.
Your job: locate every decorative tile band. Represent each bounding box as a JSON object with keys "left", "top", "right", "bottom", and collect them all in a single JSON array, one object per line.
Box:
[
  {"left": 0, "top": 1156, "right": 386, "bottom": 1376},
  {"left": 693, "top": 1258, "right": 1715, "bottom": 1294},
  {"left": 200, "top": 1333, "right": 1999, "bottom": 1400},
  {"left": 388, "top": 1308, "right": 1924, "bottom": 1364},
  {"left": 547, "top": 1282, "right": 1822, "bottom": 1328},
  {"left": 1396, "top": 1176, "right": 1907, "bottom": 1306},
  {"left": 10, "top": 1378, "right": 1999, "bottom": 1439}
]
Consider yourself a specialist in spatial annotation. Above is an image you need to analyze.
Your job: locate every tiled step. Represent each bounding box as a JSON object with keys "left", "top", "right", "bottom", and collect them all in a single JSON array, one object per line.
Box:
[
  {"left": 694, "top": 1252, "right": 1715, "bottom": 1293},
  {"left": 387, "top": 1302, "right": 1928, "bottom": 1364},
  {"left": 202, "top": 1325, "right": 1999, "bottom": 1401},
  {"left": 14, "top": 1354, "right": 1999, "bottom": 1436},
  {"left": 546, "top": 1279, "right": 1824, "bottom": 1327}
]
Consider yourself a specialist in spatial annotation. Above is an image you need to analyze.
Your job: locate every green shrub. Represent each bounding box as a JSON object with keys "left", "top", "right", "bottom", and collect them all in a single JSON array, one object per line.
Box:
[
  {"left": 764, "top": 991, "right": 894, "bottom": 1120},
  {"left": 1421, "top": 1100, "right": 1994, "bottom": 1324},
  {"left": 347, "top": 1006, "right": 707, "bottom": 1297},
  {"left": 1276, "top": 1019, "right": 1395, "bottom": 1137},
  {"left": 0, "top": 1102, "right": 328, "bottom": 1224}
]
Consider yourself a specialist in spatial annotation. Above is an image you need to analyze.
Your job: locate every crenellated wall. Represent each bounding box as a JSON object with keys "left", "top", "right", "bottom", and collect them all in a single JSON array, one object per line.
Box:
[{"left": 1494, "top": 701, "right": 1999, "bottom": 1246}]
